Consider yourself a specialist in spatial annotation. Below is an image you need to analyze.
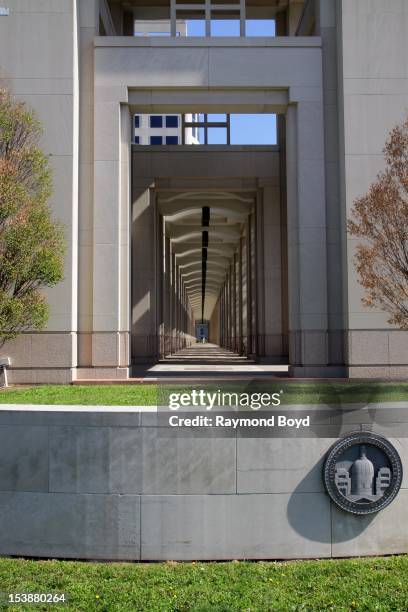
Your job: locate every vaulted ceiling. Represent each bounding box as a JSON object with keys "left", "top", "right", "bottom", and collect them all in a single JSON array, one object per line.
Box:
[{"left": 158, "top": 190, "right": 254, "bottom": 321}]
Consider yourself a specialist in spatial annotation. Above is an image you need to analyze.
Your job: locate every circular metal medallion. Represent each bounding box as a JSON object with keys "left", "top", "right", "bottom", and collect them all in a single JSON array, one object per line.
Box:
[{"left": 323, "top": 431, "right": 403, "bottom": 515}]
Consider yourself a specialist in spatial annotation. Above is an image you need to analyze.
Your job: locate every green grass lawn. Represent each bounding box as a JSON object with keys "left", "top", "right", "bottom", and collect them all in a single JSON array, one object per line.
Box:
[
  {"left": 278, "top": 381, "right": 408, "bottom": 405},
  {"left": 0, "top": 385, "right": 157, "bottom": 406},
  {"left": 0, "top": 555, "right": 407, "bottom": 611},
  {"left": 0, "top": 382, "right": 407, "bottom": 406}
]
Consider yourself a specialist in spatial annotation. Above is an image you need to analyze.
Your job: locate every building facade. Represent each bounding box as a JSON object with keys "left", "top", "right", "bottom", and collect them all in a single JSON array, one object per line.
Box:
[
  {"left": 0, "top": 0, "right": 407, "bottom": 382},
  {"left": 132, "top": 21, "right": 199, "bottom": 146},
  {"left": 133, "top": 113, "right": 200, "bottom": 144},
  {"left": 134, "top": 113, "right": 181, "bottom": 145}
]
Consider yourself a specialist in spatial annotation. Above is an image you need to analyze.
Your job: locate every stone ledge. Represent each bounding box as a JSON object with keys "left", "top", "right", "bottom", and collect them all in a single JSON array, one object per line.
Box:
[{"left": 75, "top": 367, "right": 129, "bottom": 380}]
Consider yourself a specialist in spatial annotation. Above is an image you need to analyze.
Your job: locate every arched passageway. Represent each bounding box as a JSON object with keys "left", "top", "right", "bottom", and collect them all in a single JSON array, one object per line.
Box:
[{"left": 131, "top": 143, "right": 289, "bottom": 377}]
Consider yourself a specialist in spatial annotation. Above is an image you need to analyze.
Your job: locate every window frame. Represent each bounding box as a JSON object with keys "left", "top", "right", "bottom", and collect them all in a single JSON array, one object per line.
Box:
[
  {"left": 150, "top": 115, "right": 163, "bottom": 128},
  {"left": 165, "top": 115, "right": 179, "bottom": 128}
]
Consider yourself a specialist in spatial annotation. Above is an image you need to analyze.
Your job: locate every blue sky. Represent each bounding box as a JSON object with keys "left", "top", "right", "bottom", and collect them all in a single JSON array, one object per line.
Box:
[
  {"left": 187, "top": 20, "right": 277, "bottom": 144},
  {"left": 198, "top": 114, "right": 277, "bottom": 145},
  {"left": 186, "top": 19, "right": 275, "bottom": 37},
  {"left": 230, "top": 115, "right": 276, "bottom": 145}
]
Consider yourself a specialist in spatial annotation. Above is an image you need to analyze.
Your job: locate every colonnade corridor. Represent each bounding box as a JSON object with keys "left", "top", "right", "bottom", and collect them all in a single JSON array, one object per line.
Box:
[
  {"left": 133, "top": 342, "right": 289, "bottom": 380},
  {"left": 163, "top": 343, "right": 249, "bottom": 363},
  {"left": 131, "top": 185, "right": 289, "bottom": 381}
]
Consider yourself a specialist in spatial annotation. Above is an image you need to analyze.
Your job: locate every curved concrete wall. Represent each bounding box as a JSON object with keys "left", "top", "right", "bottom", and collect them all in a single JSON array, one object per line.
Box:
[{"left": 0, "top": 405, "right": 407, "bottom": 560}]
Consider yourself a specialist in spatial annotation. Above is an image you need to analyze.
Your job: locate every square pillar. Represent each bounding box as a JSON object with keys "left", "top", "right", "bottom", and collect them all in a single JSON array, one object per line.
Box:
[
  {"left": 92, "top": 102, "right": 131, "bottom": 374},
  {"left": 286, "top": 100, "right": 331, "bottom": 376}
]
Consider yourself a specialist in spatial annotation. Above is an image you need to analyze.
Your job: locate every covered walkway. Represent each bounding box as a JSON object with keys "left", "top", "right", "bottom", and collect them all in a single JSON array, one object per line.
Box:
[{"left": 133, "top": 343, "right": 289, "bottom": 380}]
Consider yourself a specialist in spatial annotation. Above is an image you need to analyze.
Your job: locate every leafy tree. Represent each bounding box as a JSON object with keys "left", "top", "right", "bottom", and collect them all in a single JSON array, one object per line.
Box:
[
  {"left": 0, "top": 89, "right": 65, "bottom": 347},
  {"left": 347, "top": 115, "right": 408, "bottom": 328}
]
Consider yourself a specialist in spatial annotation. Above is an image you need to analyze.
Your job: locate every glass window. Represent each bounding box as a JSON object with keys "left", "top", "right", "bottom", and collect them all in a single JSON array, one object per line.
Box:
[
  {"left": 208, "top": 127, "right": 227, "bottom": 144},
  {"left": 184, "top": 17, "right": 206, "bottom": 36},
  {"left": 198, "top": 127, "right": 205, "bottom": 143},
  {"left": 150, "top": 136, "right": 163, "bottom": 145},
  {"left": 150, "top": 115, "right": 163, "bottom": 128},
  {"left": 134, "top": 136, "right": 140, "bottom": 144},
  {"left": 135, "top": 30, "right": 181, "bottom": 37},
  {"left": 230, "top": 114, "right": 276, "bottom": 144},
  {"left": 191, "top": 113, "right": 205, "bottom": 123},
  {"left": 211, "top": 18, "right": 240, "bottom": 37},
  {"left": 245, "top": 20, "right": 275, "bottom": 37},
  {"left": 134, "top": 115, "right": 140, "bottom": 129},
  {"left": 207, "top": 114, "right": 227, "bottom": 122},
  {"left": 166, "top": 136, "right": 179, "bottom": 145},
  {"left": 166, "top": 116, "right": 179, "bottom": 128}
]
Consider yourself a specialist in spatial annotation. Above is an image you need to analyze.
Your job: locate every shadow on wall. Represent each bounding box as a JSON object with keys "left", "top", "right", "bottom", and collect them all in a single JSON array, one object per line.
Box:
[
  {"left": 285, "top": 385, "right": 398, "bottom": 544},
  {"left": 286, "top": 458, "right": 375, "bottom": 545}
]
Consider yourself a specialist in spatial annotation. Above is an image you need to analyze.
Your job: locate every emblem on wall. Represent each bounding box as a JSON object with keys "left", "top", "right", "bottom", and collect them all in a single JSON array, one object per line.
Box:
[{"left": 323, "top": 432, "right": 403, "bottom": 515}]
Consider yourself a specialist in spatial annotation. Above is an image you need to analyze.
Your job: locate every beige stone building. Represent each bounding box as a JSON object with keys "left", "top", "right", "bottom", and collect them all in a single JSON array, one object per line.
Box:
[{"left": 0, "top": 0, "right": 407, "bottom": 382}]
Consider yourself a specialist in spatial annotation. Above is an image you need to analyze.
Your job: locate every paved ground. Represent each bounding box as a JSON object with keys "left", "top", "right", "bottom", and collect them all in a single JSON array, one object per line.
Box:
[{"left": 132, "top": 343, "right": 289, "bottom": 380}]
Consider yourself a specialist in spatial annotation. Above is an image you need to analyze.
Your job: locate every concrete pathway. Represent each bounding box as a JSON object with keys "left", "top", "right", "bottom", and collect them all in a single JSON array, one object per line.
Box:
[{"left": 132, "top": 343, "right": 289, "bottom": 380}]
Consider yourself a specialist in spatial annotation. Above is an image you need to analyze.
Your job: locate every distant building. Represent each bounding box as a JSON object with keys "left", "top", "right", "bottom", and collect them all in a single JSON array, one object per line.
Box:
[
  {"left": 133, "top": 113, "right": 200, "bottom": 145},
  {"left": 133, "top": 21, "right": 199, "bottom": 145}
]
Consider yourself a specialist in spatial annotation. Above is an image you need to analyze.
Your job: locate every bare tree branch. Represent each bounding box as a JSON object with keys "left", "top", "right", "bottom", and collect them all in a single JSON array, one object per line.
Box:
[{"left": 347, "top": 115, "right": 408, "bottom": 329}]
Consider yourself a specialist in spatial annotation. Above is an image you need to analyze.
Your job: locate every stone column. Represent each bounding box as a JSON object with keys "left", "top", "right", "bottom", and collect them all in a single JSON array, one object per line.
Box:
[
  {"left": 171, "top": 252, "right": 177, "bottom": 354},
  {"left": 234, "top": 251, "right": 240, "bottom": 353},
  {"left": 175, "top": 265, "right": 180, "bottom": 352},
  {"left": 223, "top": 283, "right": 227, "bottom": 348},
  {"left": 225, "top": 273, "right": 229, "bottom": 350},
  {"left": 209, "top": 298, "right": 220, "bottom": 344},
  {"left": 220, "top": 286, "right": 225, "bottom": 348},
  {"left": 183, "top": 284, "right": 187, "bottom": 347},
  {"left": 318, "top": 0, "right": 345, "bottom": 369},
  {"left": 262, "top": 184, "right": 283, "bottom": 361},
  {"left": 277, "top": 115, "right": 290, "bottom": 359},
  {"left": 77, "top": 0, "right": 100, "bottom": 375},
  {"left": 245, "top": 218, "right": 253, "bottom": 357},
  {"left": 286, "top": 100, "right": 329, "bottom": 375},
  {"left": 232, "top": 256, "right": 237, "bottom": 353},
  {"left": 164, "top": 235, "right": 172, "bottom": 356},
  {"left": 92, "top": 101, "right": 131, "bottom": 374},
  {"left": 255, "top": 191, "right": 265, "bottom": 357},
  {"left": 181, "top": 270, "right": 185, "bottom": 348},
  {"left": 219, "top": 281, "right": 223, "bottom": 346},
  {"left": 241, "top": 231, "right": 248, "bottom": 356},
  {"left": 238, "top": 238, "right": 243, "bottom": 354},
  {"left": 131, "top": 185, "right": 156, "bottom": 363},
  {"left": 249, "top": 211, "right": 258, "bottom": 358},
  {"left": 158, "top": 215, "right": 164, "bottom": 359},
  {"left": 177, "top": 267, "right": 182, "bottom": 351},
  {"left": 228, "top": 268, "right": 233, "bottom": 351}
]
